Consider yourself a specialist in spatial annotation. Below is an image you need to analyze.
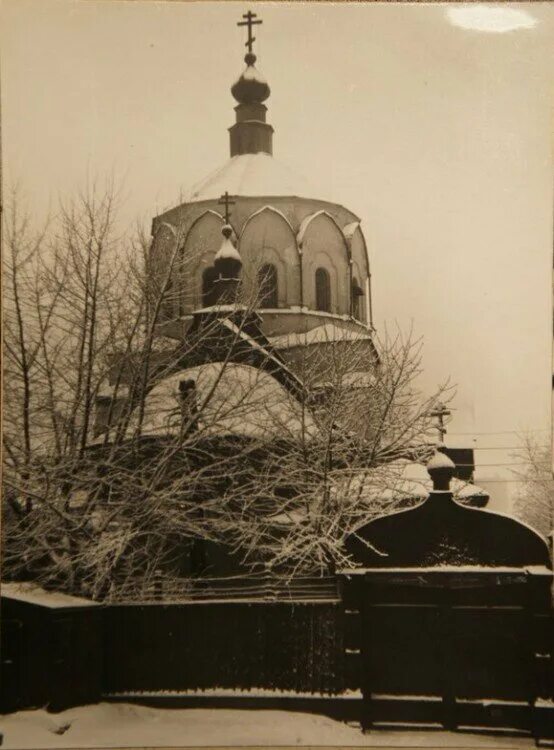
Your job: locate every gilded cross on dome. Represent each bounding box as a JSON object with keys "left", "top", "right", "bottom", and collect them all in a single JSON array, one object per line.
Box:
[
  {"left": 237, "top": 10, "right": 262, "bottom": 55},
  {"left": 218, "top": 191, "right": 235, "bottom": 224}
]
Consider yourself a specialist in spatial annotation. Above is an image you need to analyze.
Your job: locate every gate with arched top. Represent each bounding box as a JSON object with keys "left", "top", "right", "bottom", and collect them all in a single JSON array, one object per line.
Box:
[{"left": 339, "top": 452, "right": 553, "bottom": 740}]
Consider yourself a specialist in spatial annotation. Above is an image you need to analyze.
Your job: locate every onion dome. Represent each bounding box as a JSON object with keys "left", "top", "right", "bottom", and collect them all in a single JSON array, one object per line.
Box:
[
  {"left": 214, "top": 224, "right": 241, "bottom": 264},
  {"left": 213, "top": 224, "right": 241, "bottom": 303},
  {"left": 231, "top": 52, "right": 270, "bottom": 105}
]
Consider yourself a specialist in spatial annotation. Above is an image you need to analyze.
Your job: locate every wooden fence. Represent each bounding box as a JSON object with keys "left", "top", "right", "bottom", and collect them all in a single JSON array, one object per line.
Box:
[
  {"left": 103, "top": 599, "right": 346, "bottom": 696},
  {"left": 2, "top": 579, "right": 553, "bottom": 742},
  {"left": 106, "top": 574, "right": 340, "bottom": 604}
]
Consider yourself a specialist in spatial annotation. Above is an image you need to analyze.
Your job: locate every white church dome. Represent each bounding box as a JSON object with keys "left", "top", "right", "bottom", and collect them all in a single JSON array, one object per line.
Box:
[{"left": 190, "top": 152, "right": 319, "bottom": 202}]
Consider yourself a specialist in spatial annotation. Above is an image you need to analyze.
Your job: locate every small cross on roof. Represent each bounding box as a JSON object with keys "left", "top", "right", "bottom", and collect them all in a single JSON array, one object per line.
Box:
[{"left": 218, "top": 191, "right": 235, "bottom": 224}]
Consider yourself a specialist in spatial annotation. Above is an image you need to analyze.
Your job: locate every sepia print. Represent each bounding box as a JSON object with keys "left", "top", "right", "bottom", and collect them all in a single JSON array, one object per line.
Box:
[{"left": 1, "top": 1, "right": 553, "bottom": 748}]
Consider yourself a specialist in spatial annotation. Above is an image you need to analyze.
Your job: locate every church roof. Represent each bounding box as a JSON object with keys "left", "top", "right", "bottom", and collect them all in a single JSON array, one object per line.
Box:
[
  {"left": 123, "top": 362, "right": 318, "bottom": 443},
  {"left": 189, "top": 153, "right": 320, "bottom": 202},
  {"left": 269, "top": 322, "right": 373, "bottom": 350}
]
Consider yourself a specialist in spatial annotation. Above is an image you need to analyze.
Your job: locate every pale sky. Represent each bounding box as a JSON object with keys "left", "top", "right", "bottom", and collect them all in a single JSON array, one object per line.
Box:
[{"left": 2, "top": 0, "right": 553, "bottom": 509}]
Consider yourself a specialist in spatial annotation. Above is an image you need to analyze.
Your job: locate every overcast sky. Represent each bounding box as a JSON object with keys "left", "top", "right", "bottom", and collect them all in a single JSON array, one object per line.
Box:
[{"left": 2, "top": 0, "right": 553, "bottom": 509}]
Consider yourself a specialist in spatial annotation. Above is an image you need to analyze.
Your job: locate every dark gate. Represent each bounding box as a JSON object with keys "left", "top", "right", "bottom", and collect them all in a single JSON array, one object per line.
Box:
[
  {"left": 340, "top": 451, "right": 553, "bottom": 739},
  {"left": 344, "top": 567, "right": 551, "bottom": 733}
]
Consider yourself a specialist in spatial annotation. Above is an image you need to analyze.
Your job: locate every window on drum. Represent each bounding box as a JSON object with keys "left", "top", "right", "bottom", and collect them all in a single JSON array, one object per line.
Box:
[
  {"left": 258, "top": 263, "right": 278, "bottom": 308},
  {"left": 352, "top": 277, "right": 364, "bottom": 320},
  {"left": 315, "top": 267, "right": 331, "bottom": 312}
]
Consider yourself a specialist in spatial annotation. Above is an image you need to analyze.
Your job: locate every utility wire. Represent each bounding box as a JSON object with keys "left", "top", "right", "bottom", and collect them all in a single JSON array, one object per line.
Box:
[
  {"left": 463, "top": 445, "right": 549, "bottom": 451},
  {"left": 471, "top": 478, "right": 553, "bottom": 484},
  {"left": 453, "top": 462, "right": 551, "bottom": 468},
  {"left": 448, "top": 429, "right": 550, "bottom": 437}
]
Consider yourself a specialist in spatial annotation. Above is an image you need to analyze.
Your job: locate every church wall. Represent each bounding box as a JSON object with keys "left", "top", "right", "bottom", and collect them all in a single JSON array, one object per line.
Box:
[
  {"left": 300, "top": 214, "right": 350, "bottom": 315},
  {"left": 150, "top": 222, "right": 178, "bottom": 272},
  {"left": 239, "top": 207, "right": 300, "bottom": 307},
  {"left": 150, "top": 222, "right": 181, "bottom": 320},
  {"left": 153, "top": 196, "right": 360, "bottom": 244},
  {"left": 349, "top": 227, "right": 370, "bottom": 323},
  {"left": 150, "top": 198, "right": 372, "bottom": 324},
  {"left": 182, "top": 211, "right": 225, "bottom": 311},
  {"left": 351, "top": 259, "right": 366, "bottom": 323},
  {"left": 259, "top": 311, "right": 369, "bottom": 337},
  {"left": 349, "top": 226, "right": 370, "bottom": 280},
  {"left": 155, "top": 310, "right": 369, "bottom": 343}
]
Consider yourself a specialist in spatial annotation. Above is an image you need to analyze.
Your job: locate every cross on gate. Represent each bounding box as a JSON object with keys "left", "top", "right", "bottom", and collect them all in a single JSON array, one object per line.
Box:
[
  {"left": 237, "top": 10, "right": 262, "bottom": 54},
  {"left": 429, "top": 401, "right": 451, "bottom": 446},
  {"left": 218, "top": 191, "right": 235, "bottom": 224}
]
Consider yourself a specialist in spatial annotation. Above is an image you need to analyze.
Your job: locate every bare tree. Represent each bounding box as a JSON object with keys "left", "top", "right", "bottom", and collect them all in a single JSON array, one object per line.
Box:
[
  {"left": 2, "top": 181, "right": 237, "bottom": 595},
  {"left": 3, "top": 184, "right": 452, "bottom": 600},
  {"left": 511, "top": 434, "right": 553, "bottom": 539},
  {"left": 216, "top": 325, "right": 453, "bottom": 577}
]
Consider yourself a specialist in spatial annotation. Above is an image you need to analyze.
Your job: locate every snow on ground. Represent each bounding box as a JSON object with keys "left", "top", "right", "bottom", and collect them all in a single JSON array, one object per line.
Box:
[
  {"left": 0, "top": 703, "right": 535, "bottom": 749},
  {"left": 1, "top": 582, "right": 101, "bottom": 609}
]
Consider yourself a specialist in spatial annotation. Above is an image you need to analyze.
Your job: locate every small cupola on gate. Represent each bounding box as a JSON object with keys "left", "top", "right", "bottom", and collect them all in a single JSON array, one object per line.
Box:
[{"left": 344, "top": 449, "right": 551, "bottom": 569}]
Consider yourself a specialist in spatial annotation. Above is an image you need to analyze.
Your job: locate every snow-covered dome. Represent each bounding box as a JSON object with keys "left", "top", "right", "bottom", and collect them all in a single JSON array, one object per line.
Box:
[
  {"left": 190, "top": 153, "right": 318, "bottom": 202},
  {"left": 231, "top": 51, "right": 270, "bottom": 105}
]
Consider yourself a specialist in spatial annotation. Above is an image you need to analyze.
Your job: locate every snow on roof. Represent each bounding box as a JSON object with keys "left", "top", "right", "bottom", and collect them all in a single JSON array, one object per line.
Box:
[
  {"left": 269, "top": 322, "right": 373, "bottom": 350},
  {"left": 1, "top": 582, "right": 100, "bottom": 608},
  {"left": 97, "top": 383, "right": 130, "bottom": 399},
  {"left": 214, "top": 236, "right": 241, "bottom": 262},
  {"left": 342, "top": 221, "right": 361, "bottom": 240},
  {"left": 427, "top": 451, "right": 456, "bottom": 471},
  {"left": 331, "top": 460, "right": 490, "bottom": 504},
  {"left": 338, "top": 566, "right": 545, "bottom": 575},
  {"left": 220, "top": 317, "right": 302, "bottom": 385},
  {"left": 268, "top": 508, "right": 307, "bottom": 526},
  {"left": 313, "top": 371, "right": 376, "bottom": 390},
  {"left": 297, "top": 210, "right": 344, "bottom": 245},
  {"left": 266, "top": 461, "right": 490, "bottom": 529},
  {"left": 234, "top": 63, "right": 268, "bottom": 87},
  {"left": 189, "top": 153, "right": 320, "bottom": 202},
  {"left": 134, "top": 362, "right": 318, "bottom": 442},
  {"left": 194, "top": 304, "right": 249, "bottom": 314},
  {"left": 240, "top": 204, "right": 294, "bottom": 235}
]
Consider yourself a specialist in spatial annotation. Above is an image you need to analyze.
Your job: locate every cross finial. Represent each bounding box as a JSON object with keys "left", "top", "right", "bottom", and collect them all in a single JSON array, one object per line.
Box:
[
  {"left": 218, "top": 191, "right": 235, "bottom": 224},
  {"left": 237, "top": 9, "right": 262, "bottom": 55},
  {"left": 429, "top": 401, "right": 452, "bottom": 447}
]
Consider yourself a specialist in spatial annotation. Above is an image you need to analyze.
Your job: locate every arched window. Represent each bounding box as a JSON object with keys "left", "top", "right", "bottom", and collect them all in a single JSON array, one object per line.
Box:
[
  {"left": 352, "top": 277, "right": 364, "bottom": 321},
  {"left": 315, "top": 267, "right": 331, "bottom": 312},
  {"left": 258, "top": 264, "right": 278, "bottom": 308},
  {"left": 202, "top": 266, "right": 218, "bottom": 307}
]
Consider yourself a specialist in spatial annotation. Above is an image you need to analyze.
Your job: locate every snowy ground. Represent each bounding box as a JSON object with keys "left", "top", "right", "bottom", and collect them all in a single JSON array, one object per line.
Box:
[{"left": 0, "top": 703, "right": 535, "bottom": 749}]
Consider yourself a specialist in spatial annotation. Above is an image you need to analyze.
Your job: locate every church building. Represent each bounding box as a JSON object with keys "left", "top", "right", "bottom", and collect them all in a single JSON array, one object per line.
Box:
[
  {"left": 91, "top": 11, "right": 488, "bottom": 511},
  {"left": 149, "top": 10, "right": 375, "bottom": 370}
]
